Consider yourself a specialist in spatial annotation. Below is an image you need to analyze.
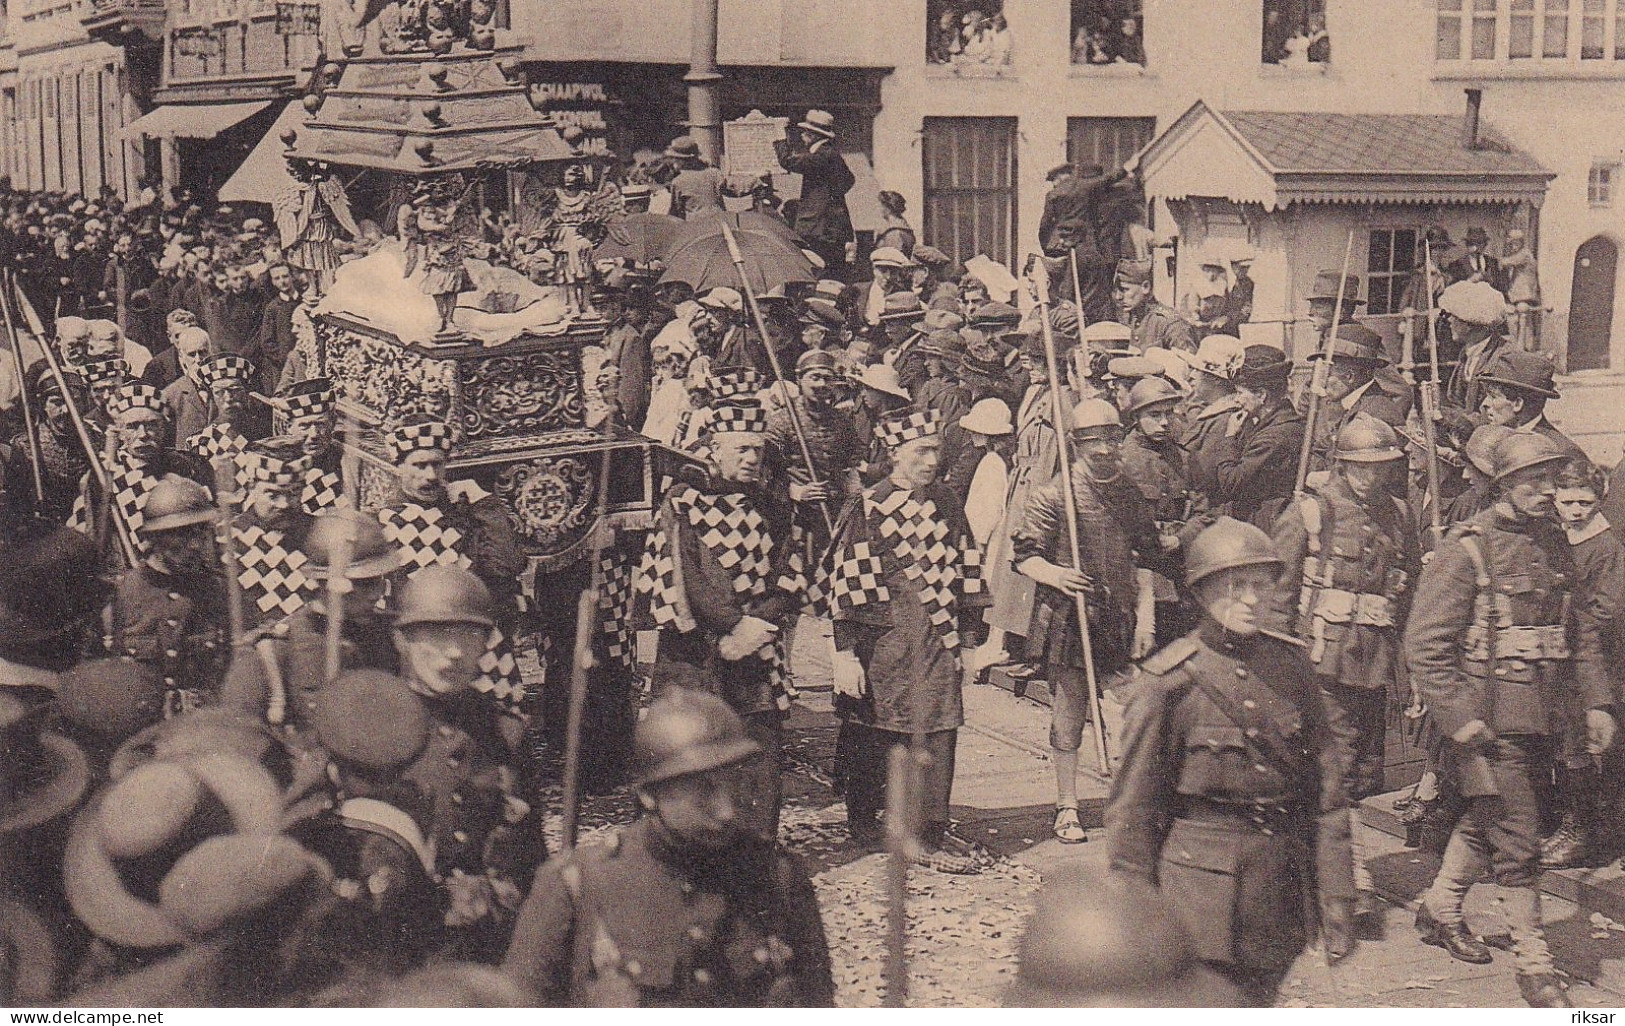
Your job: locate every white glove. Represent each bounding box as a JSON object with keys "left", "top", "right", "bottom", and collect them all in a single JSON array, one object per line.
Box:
[
  {"left": 788, "top": 478, "right": 832, "bottom": 503},
  {"left": 1588, "top": 709, "right": 1617, "bottom": 755},
  {"left": 833, "top": 649, "right": 866, "bottom": 698},
  {"left": 718, "top": 616, "right": 778, "bottom": 661}
]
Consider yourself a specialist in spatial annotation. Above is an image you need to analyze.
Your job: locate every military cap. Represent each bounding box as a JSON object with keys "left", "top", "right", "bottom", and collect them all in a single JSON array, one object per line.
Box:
[
  {"left": 801, "top": 297, "right": 846, "bottom": 328},
  {"left": 795, "top": 348, "right": 840, "bottom": 377},
  {"left": 969, "top": 301, "right": 1022, "bottom": 329},
  {"left": 1114, "top": 259, "right": 1152, "bottom": 285}
]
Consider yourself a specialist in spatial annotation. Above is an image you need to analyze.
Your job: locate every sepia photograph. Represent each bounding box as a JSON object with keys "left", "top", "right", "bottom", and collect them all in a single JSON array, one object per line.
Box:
[{"left": 1, "top": 0, "right": 1624, "bottom": 1011}]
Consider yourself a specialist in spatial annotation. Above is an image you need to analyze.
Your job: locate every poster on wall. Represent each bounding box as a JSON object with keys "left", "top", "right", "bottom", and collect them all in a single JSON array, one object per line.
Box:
[{"left": 722, "top": 111, "right": 788, "bottom": 179}]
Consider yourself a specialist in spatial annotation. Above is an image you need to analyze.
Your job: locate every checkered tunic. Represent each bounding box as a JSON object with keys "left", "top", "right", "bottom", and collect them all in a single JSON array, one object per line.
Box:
[
  {"left": 67, "top": 457, "right": 165, "bottom": 553},
  {"left": 234, "top": 523, "right": 314, "bottom": 618},
  {"left": 186, "top": 425, "right": 251, "bottom": 492},
  {"left": 636, "top": 484, "right": 801, "bottom": 710},
  {"left": 379, "top": 502, "right": 525, "bottom": 712},
  {"left": 818, "top": 480, "right": 984, "bottom": 653},
  {"left": 301, "top": 466, "right": 344, "bottom": 515}
]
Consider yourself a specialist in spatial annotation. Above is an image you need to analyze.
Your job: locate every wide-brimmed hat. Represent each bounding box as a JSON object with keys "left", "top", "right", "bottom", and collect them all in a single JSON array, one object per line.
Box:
[
  {"left": 664, "top": 136, "right": 701, "bottom": 160},
  {"left": 1438, "top": 280, "right": 1508, "bottom": 327},
  {"left": 0, "top": 523, "right": 105, "bottom": 646},
  {"left": 959, "top": 398, "right": 1014, "bottom": 436},
  {"left": 1233, "top": 344, "right": 1292, "bottom": 387},
  {"left": 1308, "top": 323, "right": 1388, "bottom": 365},
  {"left": 798, "top": 109, "right": 837, "bottom": 138},
  {"left": 0, "top": 693, "right": 92, "bottom": 835},
  {"left": 1306, "top": 269, "right": 1365, "bottom": 305},
  {"left": 858, "top": 362, "right": 911, "bottom": 400},
  {"left": 1477, "top": 349, "right": 1560, "bottom": 399},
  {"left": 878, "top": 291, "right": 927, "bottom": 323}
]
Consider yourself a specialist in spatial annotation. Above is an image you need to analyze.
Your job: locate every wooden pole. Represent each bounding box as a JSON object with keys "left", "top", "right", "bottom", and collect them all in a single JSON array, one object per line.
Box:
[
  {"left": 1294, "top": 229, "right": 1356, "bottom": 499},
  {"left": 560, "top": 441, "right": 616, "bottom": 851},
  {"left": 0, "top": 273, "right": 46, "bottom": 504},
  {"left": 882, "top": 744, "right": 912, "bottom": 1008},
  {"left": 1032, "top": 266, "right": 1109, "bottom": 777}
]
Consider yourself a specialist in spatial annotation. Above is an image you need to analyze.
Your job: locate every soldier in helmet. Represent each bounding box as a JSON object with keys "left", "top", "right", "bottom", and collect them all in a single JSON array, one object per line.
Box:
[
  {"left": 637, "top": 400, "right": 800, "bottom": 842},
  {"left": 1106, "top": 517, "right": 1356, "bottom": 1004},
  {"left": 1004, "top": 866, "right": 1243, "bottom": 1007},
  {"left": 1120, "top": 376, "right": 1193, "bottom": 646},
  {"left": 106, "top": 474, "right": 231, "bottom": 715},
  {"left": 220, "top": 508, "right": 401, "bottom": 739},
  {"left": 1013, "top": 397, "right": 1159, "bottom": 843},
  {"left": 1406, "top": 432, "right": 1615, "bottom": 1007},
  {"left": 309, "top": 568, "right": 544, "bottom": 965},
  {"left": 502, "top": 687, "right": 835, "bottom": 1006},
  {"left": 380, "top": 414, "right": 528, "bottom": 722},
  {"left": 1270, "top": 412, "right": 1421, "bottom": 935}
]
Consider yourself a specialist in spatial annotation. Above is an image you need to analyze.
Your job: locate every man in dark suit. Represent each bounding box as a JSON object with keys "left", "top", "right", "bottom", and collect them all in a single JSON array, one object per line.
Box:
[
  {"left": 775, "top": 110, "right": 855, "bottom": 282},
  {"left": 1448, "top": 226, "right": 1505, "bottom": 292}
]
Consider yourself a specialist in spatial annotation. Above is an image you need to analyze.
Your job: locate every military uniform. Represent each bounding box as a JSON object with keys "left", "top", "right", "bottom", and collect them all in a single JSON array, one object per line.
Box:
[
  {"left": 1106, "top": 622, "right": 1356, "bottom": 1005},
  {"left": 502, "top": 819, "right": 834, "bottom": 1007},
  {"left": 1124, "top": 299, "right": 1196, "bottom": 354},
  {"left": 765, "top": 392, "right": 863, "bottom": 548},
  {"left": 107, "top": 564, "right": 231, "bottom": 716},
  {"left": 1271, "top": 476, "right": 1420, "bottom": 798},
  {"left": 1407, "top": 498, "right": 1613, "bottom": 1002},
  {"left": 218, "top": 604, "right": 399, "bottom": 738}
]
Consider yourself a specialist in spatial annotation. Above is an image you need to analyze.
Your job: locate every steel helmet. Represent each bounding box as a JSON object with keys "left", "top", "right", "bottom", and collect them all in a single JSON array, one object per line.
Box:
[
  {"left": 1125, "top": 377, "right": 1182, "bottom": 417},
  {"left": 1464, "top": 424, "right": 1514, "bottom": 477},
  {"left": 1332, "top": 413, "right": 1404, "bottom": 463},
  {"left": 305, "top": 509, "right": 399, "bottom": 581},
  {"left": 631, "top": 686, "right": 762, "bottom": 787},
  {"left": 140, "top": 475, "right": 217, "bottom": 534},
  {"left": 1070, "top": 397, "right": 1123, "bottom": 438},
  {"left": 1005, "top": 866, "right": 1242, "bottom": 1007},
  {"left": 1490, "top": 432, "right": 1569, "bottom": 481},
  {"left": 1184, "top": 516, "right": 1283, "bottom": 588},
  {"left": 394, "top": 565, "right": 496, "bottom": 631}
]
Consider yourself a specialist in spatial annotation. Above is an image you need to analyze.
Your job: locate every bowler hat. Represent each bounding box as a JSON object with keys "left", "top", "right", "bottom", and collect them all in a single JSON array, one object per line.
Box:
[
  {"left": 1233, "top": 344, "right": 1292, "bottom": 387},
  {"left": 1308, "top": 323, "right": 1388, "bottom": 365},
  {"left": 0, "top": 523, "right": 105, "bottom": 645}
]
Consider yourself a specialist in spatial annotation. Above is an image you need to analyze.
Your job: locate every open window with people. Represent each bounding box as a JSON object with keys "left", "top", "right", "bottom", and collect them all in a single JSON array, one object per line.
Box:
[
  {"left": 1070, "top": 0, "right": 1145, "bottom": 67},
  {"left": 1262, "top": 0, "right": 1330, "bottom": 65},
  {"left": 927, "top": 0, "right": 1014, "bottom": 69}
]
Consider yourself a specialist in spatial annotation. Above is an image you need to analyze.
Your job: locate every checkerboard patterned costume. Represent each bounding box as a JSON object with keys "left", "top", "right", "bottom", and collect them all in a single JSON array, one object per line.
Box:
[
  {"left": 67, "top": 455, "right": 166, "bottom": 553},
  {"left": 196, "top": 354, "right": 254, "bottom": 393},
  {"left": 233, "top": 523, "right": 314, "bottom": 618},
  {"left": 77, "top": 353, "right": 126, "bottom": 392},
  {"left": 185, "top": 424, "right": 252, "bottom": 494},
  {"left": 109, "top": 383, "right": 169, "bottom": 421},
  {"left": 255, "top": 378, "right": 333, "bottom": 433},
  {"left": 598, "top": 551, "right": 637, "bottom": 672},
  {"left": 300, "top": 466, "right": 345, "bottom": 515},
  {"left": 379, "top": 501, "right": 525, "bottom": 712},
  {"left": 386, "top": 419, "right": 455, "bottom": 463},
  {"left": 636, "top": 481, "right": 801, "bottom": 712}
]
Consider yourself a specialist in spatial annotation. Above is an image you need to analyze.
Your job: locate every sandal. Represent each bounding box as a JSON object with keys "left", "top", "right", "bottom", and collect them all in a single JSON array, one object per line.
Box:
[{"left": 1053, "top": 805, "right": 1087, "bottom": 844}]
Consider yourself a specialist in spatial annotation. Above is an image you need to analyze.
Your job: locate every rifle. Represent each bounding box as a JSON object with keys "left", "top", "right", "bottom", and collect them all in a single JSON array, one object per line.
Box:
[
  {"left": 1032, "top": 264, "right": 1109, "bottom": 777},
  {"left": 1293, "top": 230, "right": 1356, "bottom": 499}
]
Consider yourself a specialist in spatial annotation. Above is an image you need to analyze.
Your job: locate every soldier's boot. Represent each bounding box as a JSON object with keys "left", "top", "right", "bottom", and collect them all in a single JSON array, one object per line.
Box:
[
  {"left": 1419, "top": 827, "right": 1498, "bottom": 962},
  {"left": 1501, "top": 886, "right": 1569, "bottom": 1008},
  {"left": 1540, "top": 809, "right": 1588, "bottom": 869}
]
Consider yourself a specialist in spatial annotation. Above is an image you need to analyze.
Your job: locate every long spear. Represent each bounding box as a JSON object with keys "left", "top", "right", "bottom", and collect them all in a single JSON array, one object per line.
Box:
[
  {"left": 883, "top": 744, "right": 912, "bottom": 1007},
  {"left": 322, "top": 417, "right": 363, "bottom": 683},
  {"left": 720, "top": 220, "right": 835, "bottom": 536},
  {"left": 0, "top": 273, "right": 45, "bottom": 504},
  {"left": 10, "top": 275, "right": 140, "bottom": 566},
  {"left": 1418, "top": 239, "right": 1446, "bottom": 549},
  {"left": 560, "top": 439, "right": 617, "bottom": 851},
  {"left": 1033, "top": 264, "right": 1109, "bottom": 776},
  {"left": 1294, "top": 230, "right": 1356, "bottom": 499}
]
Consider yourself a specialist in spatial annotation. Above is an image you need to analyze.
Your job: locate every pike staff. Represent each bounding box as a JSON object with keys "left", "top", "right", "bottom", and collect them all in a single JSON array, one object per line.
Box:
[
  {"left": 1294, "top": 230, "right": 1356, "bottom": 499},
  {"left": 720, "top": 220, "right": 834, "bottom": 536},
  {"left": 1418, "top": 238, "right": 1447, "bottom": 549},
  {"left": 560, "top": 439, "right": 617, "bottom": 851},
  {"left": 1032, "top": 263, "right": 1109, "bottom": 777},
  {"left": 10, "top": 274, "right": 140, "bottom": 566},
  {"left": 322, "top": 415, "right": 365, "bottom": 683}
]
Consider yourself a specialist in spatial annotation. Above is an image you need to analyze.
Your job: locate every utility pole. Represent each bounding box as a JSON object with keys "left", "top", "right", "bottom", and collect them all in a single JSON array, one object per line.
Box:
[{"left": 686, "top": 0, "right": 722, "bottom": 164}]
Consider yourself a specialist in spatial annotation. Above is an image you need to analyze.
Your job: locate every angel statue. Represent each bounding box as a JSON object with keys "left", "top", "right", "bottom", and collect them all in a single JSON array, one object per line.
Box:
[
  {"left": 274, "top": 159, "right": 360, "bottom": 291},
  {"left": 400, "top": 181, "right": 472, "bottom": 338}
]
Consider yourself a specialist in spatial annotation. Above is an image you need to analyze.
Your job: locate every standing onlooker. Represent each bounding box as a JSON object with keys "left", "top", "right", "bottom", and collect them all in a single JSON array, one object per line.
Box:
[
  {"left": 874, "top": 191, "right": 916, "bottom": 259},
  {"left": 1501, "top": 228, "right": 1542, "bottom": 352},
  {"left": 775, "top": 111, "right": 856, "bottom": 282}
]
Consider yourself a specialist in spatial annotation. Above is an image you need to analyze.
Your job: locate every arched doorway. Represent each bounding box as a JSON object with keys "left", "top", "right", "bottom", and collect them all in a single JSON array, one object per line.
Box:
[{"left": 1568, "top": 235, "right": 1618, "bottom": 371}]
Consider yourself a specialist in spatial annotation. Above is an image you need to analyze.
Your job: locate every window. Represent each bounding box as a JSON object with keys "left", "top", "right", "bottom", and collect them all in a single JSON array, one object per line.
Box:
[
  {"left": 922, "top": 117, "right": 1018, "bottom": 269},
  {"left": 926, "top": 0, "right": 1013, "bottom": 68},
  {"left": 1589, "top": 163, "right": 1617, "bottom": 205},
  {"left": 1367, "top": 227, "right": 1420, "bottom": 316},
  {"left": 1441, "top": 0, "right": 1625, "bottom": 61},
  {"left": 1066, "top": 117, "right": 1155, "bottom": 174},
  {"left": 1262, "top": 0, "right": 1329, "bottom": 64},
  {"left": 1070, "top": 0, "right": 1144, "bottom": 66}
]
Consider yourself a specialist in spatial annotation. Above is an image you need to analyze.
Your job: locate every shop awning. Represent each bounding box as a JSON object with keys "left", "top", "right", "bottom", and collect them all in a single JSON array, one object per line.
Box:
[
  {"left": 1136, "top": 101, "right": 1553, "bottom": 210},
  {"left": 123, "top": 100, "right": 271, "bottom": 140},
  {"left": 218, "top": 101, "right": 302, "bottom": 204}
]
